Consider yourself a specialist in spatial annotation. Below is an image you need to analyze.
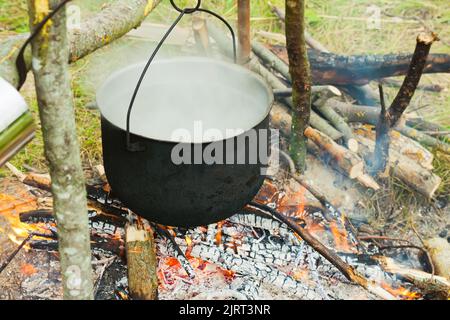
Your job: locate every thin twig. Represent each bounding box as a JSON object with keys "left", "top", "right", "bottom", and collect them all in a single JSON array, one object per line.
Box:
[
  {"left": 0, "top": 233, "right": 33, "bottom": 274},
  {"left": 248, "top": 202, "right": 395, "bottom": 300}
]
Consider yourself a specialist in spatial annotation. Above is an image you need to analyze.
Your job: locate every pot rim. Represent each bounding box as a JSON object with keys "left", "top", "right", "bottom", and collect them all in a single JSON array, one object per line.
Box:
[{"left": 96, "top": 57, "right": 274, "bottom": 144}]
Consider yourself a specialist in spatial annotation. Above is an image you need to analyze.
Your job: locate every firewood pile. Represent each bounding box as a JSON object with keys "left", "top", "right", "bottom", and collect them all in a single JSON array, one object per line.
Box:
[{"left": 0, "top": 167, "right": 448, "bottom": 300}]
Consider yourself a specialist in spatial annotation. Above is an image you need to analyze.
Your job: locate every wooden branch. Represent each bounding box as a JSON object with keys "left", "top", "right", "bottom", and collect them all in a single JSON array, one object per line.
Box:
[
  {"left": 314, "top": 96, "right": 358, "bottom": 151},
  {"left": 1, "top": 0, "right": 162, "bottom": 87},
  {"left": 126, "top": 218, "right": 158, "bottom": 300},
  {"left": 271, "top": 103, "right": 353, "bottom": 176},
  {"left": 304, "top": 127, "right": 364, "bottom": 179},
  {"left": 355, "top": 126, "right": 434, "bottom": 170},
  {"left": 424, "top": 238, "right": 450, "bottom": 279},
  {"left": 377, "top": 256, "right": 449, "bottom": 299},
  {"left": 372, "top": 85, "right": 391, "bottom": 175},
  {"left": 237, "top": 0, "right": 251, "bottom": 64},
  {"left": 249, "top": 202, "right": 395, "bottom": 300},
  {"left": 356, "top": 135, "right": 441, "bottom": 198},
  {"left": 285, "top": 0, "right": 311, "bottom": 172},
  {"left": 381, "top": 78, "right": 444, "bottom": 93},
  {"left": 27, "top": 0, "right": 93, "bottom": 299},
  {"left": 386, "top": 32, "right": 439, "bottom": 127},
  {"left": 324, "top": 98, "right": 381, "bottom": 125},
  {"left": 398, "top": 125, "right": 450, "bottom": 154},
  {"left": 324, "top": 97, "right": 450, "bottom": 154}
]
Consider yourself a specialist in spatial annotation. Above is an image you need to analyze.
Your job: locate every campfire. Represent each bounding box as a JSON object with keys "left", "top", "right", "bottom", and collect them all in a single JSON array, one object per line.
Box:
[{"left": 1, "top": 167, "right": 447, "bottom": 300}]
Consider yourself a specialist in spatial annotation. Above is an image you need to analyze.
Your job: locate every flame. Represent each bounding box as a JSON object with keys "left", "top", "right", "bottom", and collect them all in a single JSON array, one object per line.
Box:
[
  {"left": 215, "top": 221, "right": 224, "bottom": 246},
  {"left": 329, "top": 221, "right": 353, "bottom": 253},
  {"left": 254, "top": 180, "right": 280, "bottom": 205},
  {"left": 0, "top": 193, "right": 45, "bottom": 248},
  {"left": 278, "top": 186, "right": 307, "bottom": 219},
  {"left": 381, "top": 282, "right": 421, "bottom": 300},
  {"left": 292, "top": 268, "right": 309, "bottom": 281}
]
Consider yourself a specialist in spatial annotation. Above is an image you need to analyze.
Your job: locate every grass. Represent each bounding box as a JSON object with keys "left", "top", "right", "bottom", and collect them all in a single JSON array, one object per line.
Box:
[{"left": 0, "top": 0, "right": 449, "bottom": 198}]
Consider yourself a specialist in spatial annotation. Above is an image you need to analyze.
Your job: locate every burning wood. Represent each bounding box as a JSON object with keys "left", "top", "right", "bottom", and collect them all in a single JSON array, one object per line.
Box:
[
  {"left": 125, "top": 218, "right": 158, "bottom": 300},
  {"left": 0, "top": 176, "right": 429, "bottom": 300}
]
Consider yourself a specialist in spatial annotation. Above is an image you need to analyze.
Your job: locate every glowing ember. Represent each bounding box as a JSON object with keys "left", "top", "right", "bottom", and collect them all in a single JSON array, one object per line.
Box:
[
  {"left": 20, "top": 263, "right": 37, "bottom": 276},
  {"left": 0, "top": 193, "right": 49, "bottom": 247},
  {"left": 278, "top": 186, "right": 307, "bottom": 219},
  {"left": 215, "top": 221, "right": 224, "bottom": 246},
  {"left": 381, "top": 282, "right": 421, "bottom": 300},
  {"left": 329, "top": 221, "right": 353, "bottom": 253}
]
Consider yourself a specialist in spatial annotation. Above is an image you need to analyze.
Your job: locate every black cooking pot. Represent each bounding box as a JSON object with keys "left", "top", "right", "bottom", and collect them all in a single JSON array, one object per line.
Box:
[{"left": 96, "top": 57, "right": 273, "bottom": 227}]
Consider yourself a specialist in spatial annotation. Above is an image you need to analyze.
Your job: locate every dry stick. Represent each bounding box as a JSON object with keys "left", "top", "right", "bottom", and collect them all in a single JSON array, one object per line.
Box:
[
  {"left": 248, "top": 201, "right": 395, "bottom": 300},
  {"left": 376, "top": 256, "right": 449, "bottom": 298},
  {"left": 273, "top": 105, "right": 379, "bottom": 190},
  {"left": 304, "top": 127, "right": 364, "bottom": 179},
  {"left": 1, "top": 0, "right": 162, "bottom": 88},
  {"left": 324, "top": 98, "right": 450, "bottom": 154},
  {"left": 399, "top": 125, "right": 450, "bottom": 154},
  {"left": 237, "top": 0, "right": 251, "bottom": 65},
  {"left": 153, "top": 224, "right": 196, "bottom": 279},
  {"left": 381, "top": 78, "right": 443, "bottom": 93},
  {"left": 373, "top": 33, "right": 439, "bottom": 174},
  {"left": 388, "top": 33, "right": 440, "bottom": 126},
  {"left": 314, "top": 96, "right": 359, "bottom": 152},
  {"left": 269, "top": 3, "right": 379, "bottom": 106},
  {"left": 0, "top": 234, "right": 33, "bottom": 274},
  {"left": 125, "top": 218, "right": 158, "bottom": 300},
  {"left": 372, "top": 85, "right": 390, "bottom": 175}
]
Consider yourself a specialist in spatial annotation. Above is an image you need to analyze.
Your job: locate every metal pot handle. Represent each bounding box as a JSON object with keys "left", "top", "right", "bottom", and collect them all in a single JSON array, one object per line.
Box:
[{"left": 125, "top": 0, "right": 237, "bottom": 152}]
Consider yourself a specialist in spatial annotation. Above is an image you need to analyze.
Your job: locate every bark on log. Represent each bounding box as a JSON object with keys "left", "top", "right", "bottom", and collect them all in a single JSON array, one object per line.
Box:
[
  {"left": 354, "top": 126, "right": 434, "bottom": 170},
  {"left": 424, "top": 238, "right": 450, "bottom": 279},
  {"left": 324, "top": 98, "right": 381, "bottom": 125},
  {"left": 267, "top": 44, "right": 450, "bottom": 86},
  {"left": 398, "top": 125, "right": 450, "bottom": 154},
  {"left": 237, "top": 0, "right": 251, "bottom": 65},
  {"left": 325, "top": 97, "right": 449, "bottom": 158},
  {"left": 27, "top": 0, "right": 93, "bottom": 299},
  {"left": 304, "top": 127, "right": 364, "bottom": 179},
  {"left": 285, "top": 0, "right": 311, "bottom": 172},
  {"left": 377, "top": 256, "right": 449, "bottom": 299},
  {"left": 356, "top": 135, "right": 441, "bottom": 198},
  {"left": 271, "top": 102, "right": 375, "bottom": 190},
  {"left": 126, "top": 219, "right": 158, "bottom": 300},
  {"left": 306, "top": 141, "right": 379, "bottom": 190},
  {"left": 1, "top": 0, "right": 161, "bottom": 88}
]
